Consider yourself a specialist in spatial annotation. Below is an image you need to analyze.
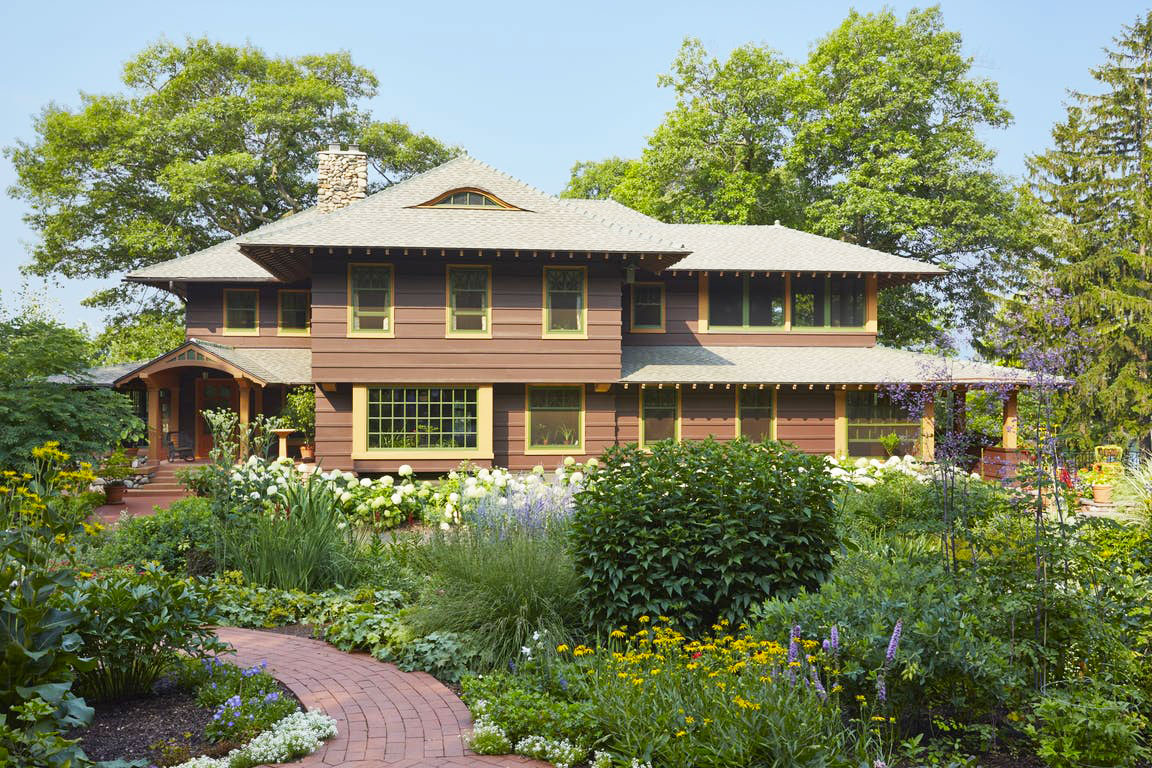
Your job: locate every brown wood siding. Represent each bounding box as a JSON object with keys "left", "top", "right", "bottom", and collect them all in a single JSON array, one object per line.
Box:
[
  {"left": 185, "top": 283, "right": 312, "bottom": 348},
  {"left": 776, "top": 390, "right": 835, "bottom": 454},
  {"left": 615, "top": 388, "right": 640, "bottom": 445},
  {"left": 622, "top": 273, "right": 877, "bottom": 347},
  {"left": 493, "top": 384, "right": 617, "bottom": 470},
  {"left": 315, "top": 385, "right": 352, "bottom": 469},
  {"left": 311, "top": 254, "right": 621, "bottom": 383},
  {"left": 681, "top": 387, "right": 736, "bottom": 441}
]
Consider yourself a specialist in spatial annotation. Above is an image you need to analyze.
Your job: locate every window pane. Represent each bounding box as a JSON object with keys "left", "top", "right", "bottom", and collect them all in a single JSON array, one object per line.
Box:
[
  {"left": 352, "top": 266, "right": 391, "bottom": 332},
  {"left": 529, "top": 387, "right": 581, "bottom": 447},
  {"left": 791, "top": 276, "right": 825, "bottom": 327},
  {"left": 748, "top": 275, "right": 785, "bottom": 326},
  {"left": 546, "top": 269, "right": 584, "bottom": 332},
  {"left": 708, "top": 275, "right": 743, "bottom": 326},
  {"left": 830, "top": 277, "right": 866, "bottom": 327},
  {"left": 226, "top": 291, "right": 257, "bottom": 331},
  {"left": 846, "top": 391, "right": 920, "bottom": 457},
  {"left": 279, "top": 291, "right": 309, "bottom": 331},
  {"left": 367, "top": 387, "right": 478, "bottom": 449},
  {"left": 739, "top": 389, "right": 774, "bottom": 442},
  {"left": 642, "top": 388, "right": 677, "bottom": 445},
  {"left": 632, "top": 284, "right": 663, "bottom": 329},
  {"left": 450, "top": 268, "right": 489, "bottom": 333}
]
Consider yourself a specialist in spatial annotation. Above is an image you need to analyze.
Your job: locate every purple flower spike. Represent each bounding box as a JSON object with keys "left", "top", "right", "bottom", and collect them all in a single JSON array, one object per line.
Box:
[
  {"left": 830, "top": 625, "right": 839, "bottom": 653},
  {"left": 822, "top": 639, "right": 830, "bottom": 652},
  {"left": 885, "top": 620, "right": 902, "bottom": 667},
  {"left": 876, "top": 674, "right": 887, "bottom": 703},
  {"left": 810, "top": 666, "right": 827, "bottom": 702},
  {"left": 787, "top": 625, "right": 801, "bottom": 664}
]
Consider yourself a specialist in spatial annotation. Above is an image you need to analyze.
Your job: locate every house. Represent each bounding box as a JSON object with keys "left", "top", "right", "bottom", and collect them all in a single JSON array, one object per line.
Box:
[{"left": 87, "top": 144, "right": 1030, "bottom": 473}]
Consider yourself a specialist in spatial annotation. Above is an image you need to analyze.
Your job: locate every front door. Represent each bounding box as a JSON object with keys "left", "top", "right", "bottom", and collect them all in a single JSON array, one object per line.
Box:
[{"left": 196, "top": 379, "right": 240, "bottom": 458}]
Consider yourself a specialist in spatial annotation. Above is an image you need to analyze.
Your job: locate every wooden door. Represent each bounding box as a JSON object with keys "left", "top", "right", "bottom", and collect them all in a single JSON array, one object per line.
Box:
[{"left": 196, "top": 379, "right": 240, "bottom": 458}]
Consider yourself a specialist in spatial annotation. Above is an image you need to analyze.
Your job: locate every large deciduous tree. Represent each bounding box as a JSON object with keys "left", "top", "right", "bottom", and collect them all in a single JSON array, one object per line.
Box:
[
  {"left": 564, "top": 8, "right": 1037, "bottom": 348},
  {"left": 6, "top": 38, "right": 457, "bottom": 315}
]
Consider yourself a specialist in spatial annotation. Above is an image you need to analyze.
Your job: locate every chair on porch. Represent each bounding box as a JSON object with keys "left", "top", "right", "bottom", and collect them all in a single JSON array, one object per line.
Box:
[{"left": 166, "top": 431, "right": 195, "bottom": 462}]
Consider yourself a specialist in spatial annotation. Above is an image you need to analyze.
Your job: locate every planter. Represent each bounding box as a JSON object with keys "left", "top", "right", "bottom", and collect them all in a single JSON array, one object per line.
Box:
[
  {"left": 1091, "top": 484, "right": 1113, "bottom": 505},
  {"left": 104, "top": 483, "right": 127, "bottom": 505},
  {"left": 299, "top": 444, "right": 315, "bottom": 461}
]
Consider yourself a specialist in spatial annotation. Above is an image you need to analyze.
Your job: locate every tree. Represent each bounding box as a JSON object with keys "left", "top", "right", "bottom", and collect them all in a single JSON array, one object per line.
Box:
[
  {"left": 6, "top": 38, "right": 457, "bottom": 315},
  {"left": 564, "top": 9, "right": 1038, "bottom": 348},
  {"left": 93, "top": 305, "right": 185, "bottom": 365},
  {"left": 1020, "top": 12, "right": 1152, "bottom": 444}
]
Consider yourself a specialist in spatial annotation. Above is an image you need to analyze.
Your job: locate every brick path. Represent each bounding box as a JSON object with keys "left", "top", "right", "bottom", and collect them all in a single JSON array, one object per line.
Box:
[{"left": 215, "top": 627, "right": 550, "bottom": 768}]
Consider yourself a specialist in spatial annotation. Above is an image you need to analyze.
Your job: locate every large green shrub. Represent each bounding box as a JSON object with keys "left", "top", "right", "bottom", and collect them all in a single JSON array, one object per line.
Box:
[
  {"left": 1027, "top": 681, "right": 1148, "bottom": 768},
  {"left": 89, "top": 496, "right": 217, "bottom": 575},
  {"left": 570, "top": 438, "right": 840, "bottom": 631}
]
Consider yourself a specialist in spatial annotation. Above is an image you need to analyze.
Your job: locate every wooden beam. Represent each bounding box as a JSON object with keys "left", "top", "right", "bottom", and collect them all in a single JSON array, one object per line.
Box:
[{"left": 1002, "top": 390, "right": 1018, "bottom": 450}]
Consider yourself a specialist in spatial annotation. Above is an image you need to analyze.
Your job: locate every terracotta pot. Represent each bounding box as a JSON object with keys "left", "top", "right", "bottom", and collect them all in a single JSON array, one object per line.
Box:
[
  {"left": 1091, "top": 484, "right": 1113, "bottom": 505},
  {"left": 299, "top": 444, "right": 315, "bottom": 461},
  {"left": 104, "top": 483, "right": 127, "bottom": 505}
]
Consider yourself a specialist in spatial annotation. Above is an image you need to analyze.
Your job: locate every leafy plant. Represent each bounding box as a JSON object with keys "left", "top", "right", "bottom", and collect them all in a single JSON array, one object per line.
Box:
[
  {"left": 879, "top": 432, "right": 903, "bottom": 457},
  {"left": 99, "top": 446, "right": 133, "bottom": 486},
  {"left": 570, "top": 438, "right": 840, "bottom": 631},
  {"left": 1027, "top": 682, "right": 1148, "bottom": 768},
  {"left": 282, "top": 386, "right": 316, "bottom": 443},
  {"left": 88, "top": 496, "right": 217, "bottom": 575}
]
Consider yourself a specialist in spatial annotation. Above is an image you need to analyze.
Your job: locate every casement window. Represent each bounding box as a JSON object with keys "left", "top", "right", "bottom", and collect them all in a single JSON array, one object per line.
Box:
[
  {"left": 366, "top": 387, "right": 478, "bottom": 449},
  {"left": 223, "top": 289, "right": 259, "bottom": 335},
  {"left": 708, "top": 274, "right": 785, "bottom": 329},
  {"left": 791, "top": 276, "right": 866, "bottom": 328},
  {"left": 543, "top": 267, "right": 587, "bottom": 337},
  {"left": 846, "top": 391, "right": 921, "bottom": 457},
  {"left": 277, "top": 290, "right": 310, "bottom": 335},
  {"left": 640, "top": 387, "right": 679, "bottom": 447},
  {"left": 630, "top": 282, "right": 665, "bottom": 332},
  {"left": 526, "top": 386, "right": 584, "bottom": 453},
  {"left": 737, "top": 389, "right": 775, "bottom": 442},
  {"left": 349, "top": 264, "right": 393, "bottom": 335},
  {"left": 447, "top": 266, "right": 491, "bottom": 336}
]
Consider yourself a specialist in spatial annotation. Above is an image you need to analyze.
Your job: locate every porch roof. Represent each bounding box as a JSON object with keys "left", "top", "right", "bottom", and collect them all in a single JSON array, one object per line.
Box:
[
  {"left": 58, "top": 341, "right": 312, "bottom": 388},
  {"left": 620, "top": 345, "right": 1037, "bottom": 386}
]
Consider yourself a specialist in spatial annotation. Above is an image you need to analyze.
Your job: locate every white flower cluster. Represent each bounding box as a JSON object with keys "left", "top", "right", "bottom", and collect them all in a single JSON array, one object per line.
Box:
[
  {"left": 514, "top": 735, "right": 587, "bottom": 768},
  {"left": 467, "top": 701, "right": 512, "bottom": 754},
  {"left": 315, "top": 465, "right": 431, "bottom": 528},
  {"left": 168, "top": 710, "right": 338, "bottom": 768},
  {"left": 590, "top": 751, "right": 614, "bottom": 768},
  {"left": 827, "top": 454, "right": 927, "bottom": 487}
]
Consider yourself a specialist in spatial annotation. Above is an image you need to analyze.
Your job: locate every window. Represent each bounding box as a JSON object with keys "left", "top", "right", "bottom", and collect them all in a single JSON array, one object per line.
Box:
[
  {"left": 792, "top": 276, "right": 866, "bottom": 328},
  {"left": 527, "top": 386, "right": 583, "bottom": 452},
  {"left": 278, "top": 290, "right": 310, "bottom": 335},
  {"left": 738, "top": 389, "right": 774, "bottom": 442},
  {"left": 223, "top": 289, "right": 258, "bottom": 334},
  {"left": 447, "top": 266, "right": 491, "bottom": 335},
  {"left": 708, "top": 274, "right": 785, "bottom": 328},
  {"left": 630, "top": 283, "right": 665, "bottom": 332},
  {"left": 418, "top": 188, "right": 517, "bottom": 209},
  {"left": 640, "top": 388, "right": 678, "bottom": 447},
  {"left": 366, "top": 387, "right": 478, "bottom": 449},
  {"left": 349, "top": 264, "right": 393, "bottom": 335},
  {"left": 846, "top": 391, "right": 921, "bottom": 457},
  {"left": 544, "top": 267, "right": 586, "bottom": 336}
]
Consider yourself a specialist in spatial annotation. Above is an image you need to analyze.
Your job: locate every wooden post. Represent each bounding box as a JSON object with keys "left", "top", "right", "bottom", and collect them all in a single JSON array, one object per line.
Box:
[
  {"left": 833, "top": 389, "right": 848, "bottom": 457},
  {"left": 145, "top": 380, "right": 162, "bottom": 464},
  {"left": 1002, "top": 390, "right": 1018, "bottom": 450},
  {"left": 920, "top": 398, "right": 935, "bottom": 461},
  {"left": 236, "top": 379, "right": 251, "bottom": 457}
]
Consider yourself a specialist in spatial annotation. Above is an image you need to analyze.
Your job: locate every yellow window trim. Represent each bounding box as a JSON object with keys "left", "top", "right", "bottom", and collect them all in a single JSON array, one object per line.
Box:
[
  {"left": 351, "top": 384, "right": 493, "bottom": 460},
  {"left": 734, "top": 387, "right": 778, "bottom": 442},
  {"left": 414, "top": 187, "right": 522, "bottom": 210},
  {"left": 542, "top": 265, "right": 588, "bottom": 339},
  {"left": 638, "top": 386, "right": 681, "bottom": 448},
  {"left": 445, "top": 264, "right": 493, "bottom": 339},
  {"left": 222, "top": 288, "right": 260, "bottom": 336},
  {"left": 524, "top": 384, "right": 585, "bottom": 455},
  {"left": 277, "top": 289, "right": 311, "bottom": 336},
  {"left": 347, "top": 262, "right": 395, "bottom": 338},
  {"left": 629, "top": 281, "right": 665, "bottom": 333}
]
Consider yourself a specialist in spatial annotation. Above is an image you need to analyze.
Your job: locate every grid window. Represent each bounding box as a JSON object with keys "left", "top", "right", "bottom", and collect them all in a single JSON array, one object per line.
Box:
[
  {"left": 641, "top": 388, "right": 678, "bottom": 446},
  {"left": 739, "top": 389, "right": 774, "bottom": 442},
  {"left": 350, "top": 265, "right": 393, "bottom": 333},
  {"left": 846, "top": 391, "right": 921, "bottom": 457},
  {"left": 544, "top": 267, "right": 585, "bottom": 334},
  {"left": 631, "top": 283, "right": 664, "bottom": 330},
  {"left": 426, "top": 190, "right": 508, "bottom": 208},
  {"left": 278, "top": 290, "right": 310, "bottom": 333},
  {"left": 366, "top": 387, "right": 478, "bottom": 449},
  {"left": 793, "top": 276, "right": 866, "bottom": 328},
  {"left": 708, "top": 275, "right": 785, "bottom": 328},
  {"left": 528, "top": 387, "right": 582, "bottom": 449},
  {"left": 224, "top": 290, "right": 258, "bottom": 333},
  {"left": 448, "top": 267, "right": 490, "bottom": 333}
]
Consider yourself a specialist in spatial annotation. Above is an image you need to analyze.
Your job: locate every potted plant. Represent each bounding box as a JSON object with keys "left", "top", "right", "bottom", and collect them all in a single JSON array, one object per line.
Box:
[
  {"left": 1081, "top": 468, "right": 1116, "bottom": 505},
  {"left": 100, "top": 447, "right": 133, "bottom": 505},
  {"left": 283, "top": 385, "right": 316, "bottom": 461},
  {"left": 879, "top": 432, "right": 903, "bottom": 457}
]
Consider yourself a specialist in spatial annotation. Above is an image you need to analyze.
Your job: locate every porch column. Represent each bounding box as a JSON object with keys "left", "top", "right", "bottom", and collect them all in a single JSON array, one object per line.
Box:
[
  {"left": 1002, "top": 390, "right": 1019, "bottom": 450},
  {"left": 833, "top": 389, "right": 848, "bottom": 457},
  {"left": 920, "top": 398, "right": 935, "bottom": 461},
  {"left": 145, "top": 379, "right": 162, "bottom": 464},
  {"left": 236, "top": 378, "right": 251, "bottom": 457}
]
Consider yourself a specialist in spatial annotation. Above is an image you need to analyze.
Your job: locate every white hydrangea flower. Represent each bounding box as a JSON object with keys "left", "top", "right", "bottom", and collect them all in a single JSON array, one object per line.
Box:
[
  {"left": 563, "top": 456, "right": 576, "bottom": 466},
  {"left": 359, "top": 477, "right": 372, "bottom": 488},
  {"left": 398, "top": 464, "right": 413, "bottom": 476},
  {"left": 390, "top": 492, "right": 402, "bottom": 505}
]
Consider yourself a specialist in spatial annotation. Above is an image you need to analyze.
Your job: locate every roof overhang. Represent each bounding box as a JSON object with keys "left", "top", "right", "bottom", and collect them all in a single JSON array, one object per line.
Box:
[{"left": 114, "top": 340, "right": 269, "bottom": 387}]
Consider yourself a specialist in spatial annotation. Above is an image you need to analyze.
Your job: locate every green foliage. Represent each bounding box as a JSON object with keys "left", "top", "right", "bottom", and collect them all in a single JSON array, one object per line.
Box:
[
  {"left": 840, "top": 471, "right": 1011, "bottom": 539},
  {"left": 389, "top": 631, "right": 480, "bottom": 684},
  {"left": 5, "top": 37, "right": 457, "bottom": 316},
  {"left": 561, "top": 157, "right": 637, "bottom": 200},
  {"left": 98, "top": 446, "right": 133, "bottom": 486},
  {"left": 462, "top": 672, "right": 593, "bottom": 745},
  {"left": 93, "top": 306, "right": 186, "bottom": 365},
  {"left": 1027, "top": 681, "right": 1148, "bottom": 768},
  {"left": 195, "top": 659, "right": 297, "bottom": 743},
  {"left": 88, "top": 496, "right": 217, "bottom": 575},
  {"left": 406, "top": 524, "right": 581, "bottom": 671},
  {"left": 61, "top": 564, "right": 226, "bottom": 701},
  {"left": 281, "top": 386, "right": 316, "bottom": 442},
  {"left": 570, "top": 438, "right": 839, "bottom": 631},
  {"left": 0, "top": 313, "right": 142, "bottom": 467}
]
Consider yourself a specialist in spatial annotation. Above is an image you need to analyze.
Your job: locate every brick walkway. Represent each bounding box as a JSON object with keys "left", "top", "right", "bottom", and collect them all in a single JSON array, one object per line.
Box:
[{"left": 215, "top": 627, "right": 550, "bottom": 768}]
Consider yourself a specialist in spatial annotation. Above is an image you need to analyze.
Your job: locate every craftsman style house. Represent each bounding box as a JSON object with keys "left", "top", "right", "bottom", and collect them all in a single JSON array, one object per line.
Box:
[{"left": 95, "top": 145, "right": 1028, "bottom": 473}]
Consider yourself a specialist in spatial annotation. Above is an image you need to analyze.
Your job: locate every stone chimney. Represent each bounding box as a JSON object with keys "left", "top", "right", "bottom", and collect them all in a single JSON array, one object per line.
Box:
[{"left": 317, "top": 142, "right": 368, "bottom": 212}]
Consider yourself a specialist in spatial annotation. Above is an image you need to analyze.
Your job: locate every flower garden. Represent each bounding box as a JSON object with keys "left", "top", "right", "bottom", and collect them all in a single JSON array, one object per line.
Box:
[{"left": 3, "top": 420, "right": 1152, "bottom": 767}]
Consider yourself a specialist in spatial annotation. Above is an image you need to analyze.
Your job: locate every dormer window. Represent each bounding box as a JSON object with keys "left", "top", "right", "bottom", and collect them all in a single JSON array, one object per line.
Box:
[{"left": 416, "top": 187, "right": 519, "bottom": 210}]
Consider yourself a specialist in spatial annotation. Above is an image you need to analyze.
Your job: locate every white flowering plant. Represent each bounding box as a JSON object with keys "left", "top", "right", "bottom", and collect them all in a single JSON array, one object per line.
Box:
[
  {"left": 168, "top": 710, "right": 338, "bottom": 768},
  {"left": 314, "top": 464, "right": 433, "bottom": 529}
]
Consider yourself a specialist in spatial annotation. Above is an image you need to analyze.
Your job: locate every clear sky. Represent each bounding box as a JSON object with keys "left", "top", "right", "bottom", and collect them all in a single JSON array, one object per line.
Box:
[{"left": 0, "top": 0, "right": 1143, "bottom": 331}]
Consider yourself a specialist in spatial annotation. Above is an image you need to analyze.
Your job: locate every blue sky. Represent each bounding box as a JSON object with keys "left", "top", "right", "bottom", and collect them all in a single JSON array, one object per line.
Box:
[{"left": 0, "top": 0, "right": 1143, "bottom": 331}]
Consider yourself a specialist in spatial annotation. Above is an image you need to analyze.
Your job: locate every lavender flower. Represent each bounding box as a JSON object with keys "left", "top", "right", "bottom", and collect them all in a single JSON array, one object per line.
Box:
[
  {"left": 884, "top": 620, "right": 902, "bottom": 667},
  {"left": 787, "top": 625, "right": 801, "bottom": 664},
  {"left": 829, "top": 625, "right": 839, "bottom": 654},
  {"left": 876, "top": 674, "right": 887, "bottom": 703},
  {"left": 809, "top": 666, "right": 827, "bottom": 702}
]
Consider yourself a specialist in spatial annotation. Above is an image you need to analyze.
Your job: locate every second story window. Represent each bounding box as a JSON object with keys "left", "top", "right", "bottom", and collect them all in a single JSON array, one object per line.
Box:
[
  {"left": 349, "top": 264, "right": 393, "bottom": 335},
  {"left": 630, "top": 282, "right": 665, "bottom": 332},
  {"left": 447, "top": 266, "right": 491, "bottom": 336},
  {"left": 544, "top": 267, "right": 586, "bottom": 337},
  {"left": 792, "top": 276, "right": 866, "bottom": 328},
  {"left": 223, "top": 289, "right": 259, "bottom": 335},
  {"left": 708, "top": 274, "right": 785, "bottom": 329},
  {"left": 278, "top": 290, "right": 310, "bottom": 335}
]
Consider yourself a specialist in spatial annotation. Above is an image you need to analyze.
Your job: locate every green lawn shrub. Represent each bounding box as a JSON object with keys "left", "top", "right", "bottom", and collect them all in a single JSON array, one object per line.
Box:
[
  {"left": 88, "top": 496, "right": 217, "bottom": 575},
  {"left": 462, "top": 672, "right": 593, "bottom": 746},
  {"left": 570, "top": 438, "right": 840, "bottom": 631},
  {"left": 1026, "top": 680, "right": 1148, "bottom": 768}
]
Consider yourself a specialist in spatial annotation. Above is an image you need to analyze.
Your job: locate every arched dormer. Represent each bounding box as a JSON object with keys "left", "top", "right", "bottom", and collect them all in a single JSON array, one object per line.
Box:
[{"left": 414, "top": 187, "right": 522, "bottom": 210}]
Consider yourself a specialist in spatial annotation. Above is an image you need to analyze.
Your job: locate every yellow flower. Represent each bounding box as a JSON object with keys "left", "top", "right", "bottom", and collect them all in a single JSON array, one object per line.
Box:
[
  {"left": 631, "top": 677, "right": 644, "bottom": 686},
  {"left": 855, "top": 695, "right": 867, "bottom": 702},
  {"left": 610, "top": 629, "right": 626, "bottom": 639},
  {"left": 638, "top": 615, "right": 650, "bottom": 623},
  {"left": 871, "top": 716, "right": 887, "bottom": 722},
  {"left": 684, "top": 716, "right": 695, "bottom": 724},
  {"left": 556, "top": 644, "right": 570, "bottom": 653},
  {"left": 674, "top": 730, "right": 686, "bottom": 738}
]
